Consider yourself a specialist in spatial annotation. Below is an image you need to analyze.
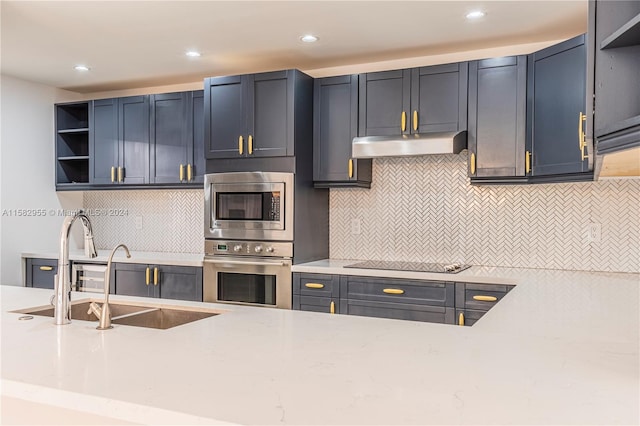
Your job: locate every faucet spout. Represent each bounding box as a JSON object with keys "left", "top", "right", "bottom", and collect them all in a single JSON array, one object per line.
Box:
[
  {"left": 92, "top": 244, "right": 131, "bottom": 330},
  {"left": 54, "top": 210, "right": 98, "bottom": 325}
]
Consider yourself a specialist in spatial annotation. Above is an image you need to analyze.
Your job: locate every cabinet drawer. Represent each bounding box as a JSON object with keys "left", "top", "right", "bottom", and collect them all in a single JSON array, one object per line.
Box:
[
  {"left": 25, "top": 258, "right": 58, "bottom": 289},
  {"left": 341, "top": 299, "right": 455, "bottom": 324},
  {"left": 293, "top": 295, "right": 338, "bottom": 314},
  {"left": 455, "top": 282, "right": 514, "bottom": 310},
  {"left": 340, "top": 275, "right": 454, "bottom": 307},
  {"left": 293, "top": 273, "right": 340, "bottom": 297},
  {"left": 456, "top": 309, "right": 486, "bottom": 327}
]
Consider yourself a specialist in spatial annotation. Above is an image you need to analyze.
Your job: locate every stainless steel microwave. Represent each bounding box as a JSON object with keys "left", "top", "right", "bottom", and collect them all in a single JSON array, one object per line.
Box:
[{"left": 204, "top": 172, "right": 294, "bottom": 241}]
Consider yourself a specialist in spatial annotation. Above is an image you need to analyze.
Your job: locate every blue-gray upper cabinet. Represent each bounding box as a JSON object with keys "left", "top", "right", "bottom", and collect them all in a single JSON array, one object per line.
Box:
[
  {"left": 527, "top": 34, "right": 591, "bottom": 178},
  {"left": 358, "top": 63, "right": 468, "bottom": 137},
  {"left": 55, "top": 102, "right": 91, "bottom": 188},
  {"left": 313, "top": 75, "right": 372, "bottom": 188},
  {"left": 468, "top": 56, "right": 527, "bottom": 179},
  {"left": 90, "top": 96, "right": 150, "bottom": 185},
  {"left": 205, "top": 69, "right": 310, "bottom": 159},
  {"left": 592, "top": 0, "right": 640, "bottom": 154},
  {"left": 150, "top": 91, "right": 204, "bottom": 185}
]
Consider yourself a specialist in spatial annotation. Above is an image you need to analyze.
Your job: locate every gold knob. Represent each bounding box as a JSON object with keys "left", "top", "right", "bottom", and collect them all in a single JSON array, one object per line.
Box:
[
  {"left": 413, "top": 110, "right": 418, "bottom": 131},
  {"left": 110, "top": 166, "right": 115, "bottom": 183},
  {"left": 238, "top": 135, "right": 243, "bottom": 155},
  {"left": 248, "top": 135, "right": 253, "bottom": 155},
  {"left": 330, "top": 301, "right": 335, "bottom": 314},
  {"left": 187, "top": 164, "right": 193, "bottom": 182},
  {"left": 470, "top": 153, "right": 476, "bottom": 175},
  {"left": 401, "top": 111, "right": 407, "bottom": 132},
  {"left": 118, "top": 167, "right": 123, "bottom": 183},
  {"left": 458, "top": 312, "right": 465, "bottom": 326},
  {"left": 383, "top": 288, "right": 404, "bottom": 295},
  {"left": 179, "top": 164, "right": 184, "bottom": 182},
  {"left": 526, "top": 151, "right": 532, "bottom": 174},
  {"left": 153, "top": 267, "right": 158, "bottom": 286},
  {"left": 348, "top": 159, "right": 354, "bottom": 178},
  {"left": 39, "top": 266, "right": 53, "bottom": 271},
  {"left": 305, "top": 283, "right": 324, "bottom": 289},
  {"left": 145, "top": 267, "right": 150, "bottom": 285},
  {"left": 473, "top": 295, "right": 498, "bottom": 302}
]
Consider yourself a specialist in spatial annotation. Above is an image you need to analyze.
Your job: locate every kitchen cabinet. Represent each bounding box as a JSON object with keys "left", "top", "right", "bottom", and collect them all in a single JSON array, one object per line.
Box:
[
  {"left": 527, "top": 34, "right": 591, "bottom": 179},
  {"left": 91, "top": 96, "right": 150, "bottom": 185},
  {"left": 455, "top": 282, "right": 514, "bottom": 326},
  {"left": 358, "top": 63, "right": 467, "bottom": 137},
  {"left": 205, "top": 69, "right": 312, "bottom": 159},
  {"left": 24, "top": 258, "right": 58, "bottom": 289},
  {"left": 313, "top": 75, "right": 371, "bottom": 188},
  {"left": 292, "top": 273, "right": 340, "bottom": 314},
  {"left": 150, "top": 91, "right": 204, "bottom": 185},
  {"left": 55, "top": 102, "right": 91, "bottom": 188},
  {"left": 468, "top": 56, "right": 527, "bottom": 180},
  {"left": 111, "top": 263, "right": 202, "bottom": 301}
]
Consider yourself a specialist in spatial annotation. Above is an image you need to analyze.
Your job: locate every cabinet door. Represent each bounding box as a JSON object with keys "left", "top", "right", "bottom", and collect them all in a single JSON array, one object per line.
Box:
[
  {"left": 25, "top": 258, "right": 58, "bottom": 289},
  {"left": 293, "top": 295, "right": 339, "bottom": 314},
  {"left": 411, "top": 63, "right": 468, "bottom": 133},
  {"left": 111, "top": 263, "right": 156, "bottom": 297},
  {"left": 91, "top": 98, "right": 119, "bottom": 184},
  {"left": 205, "top": 75, "right": 245, "bottom": 159},
  {"left": 150, "top": 92, "right": 188, "bottom": 184},
  {"left": 528, "top": 35, "right": 588, "bottom": 176},
  {"left": 358, "top": 69, "right": 411, "bottom": 136},
  {"left": 340, "top": 299, "right": 455, "bottom": 324},
  {"left": 188, "top": 90, "right": 205, "bottom": 183},
  {"left": 118, "top": 96, "right": 150, "bottom": 184},
  {"left": 313, "top": 75, "right": 360, "bottom": 183},
  {"left": 468, "top": 57, "right": 527, "bottom": 178},
  {"left": 157, "top": 265, "right": 203, "bottom": 302},
  {"left": 246, "top": 71, "right": 290, "bottom": 157}
]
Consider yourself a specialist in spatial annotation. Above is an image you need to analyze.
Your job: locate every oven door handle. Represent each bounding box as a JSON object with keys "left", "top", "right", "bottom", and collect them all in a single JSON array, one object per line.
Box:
[{"left": 204, "top": 258, "right": 291, "bottom": 267}]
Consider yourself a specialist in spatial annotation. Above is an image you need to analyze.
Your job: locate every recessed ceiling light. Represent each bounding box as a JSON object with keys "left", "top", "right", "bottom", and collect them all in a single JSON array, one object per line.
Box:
[
  {"left": 466, "top": 10, "right": 486, "bottom": 20},
  {"left": 185, "top": 51, "right": 201, "bottom": 57},
  {"left": 74, "top": 65, "right": 90, "bottom": 71},
  {"left": 300, "top": 34, "right": 319, "bottom": 43}
]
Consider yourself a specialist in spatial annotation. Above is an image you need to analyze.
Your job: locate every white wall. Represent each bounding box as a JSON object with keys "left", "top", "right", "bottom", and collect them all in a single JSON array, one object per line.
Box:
[{"left": 0, "top": 75, "right": 84, "bottom": 285}]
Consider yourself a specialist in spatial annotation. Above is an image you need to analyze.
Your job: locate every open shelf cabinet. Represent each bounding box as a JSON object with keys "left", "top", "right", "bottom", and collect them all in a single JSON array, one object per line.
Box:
[{"left": 55, "top": 101, "right": 91, "bottom": 186}]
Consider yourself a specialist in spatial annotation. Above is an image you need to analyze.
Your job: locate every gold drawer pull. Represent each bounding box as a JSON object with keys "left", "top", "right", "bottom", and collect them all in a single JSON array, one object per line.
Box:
[
  {"left": 39, "top": 266, "right": 54, "bottom": 271},
  {"left": 145, "top": 267, "right": 150, "bottom": 285},
  {"left": 383, "top": 288, "right": 404, "bottom": 295},
  {"left": 348, "top": 158, "right": 353, "bottom": 178},
  {"left": 401, "top": 111, "right": 407, "bottom": 132},
  {"left": 118, "top": 167, "right": 124, "bottom": 183},
  {"left": 526, "top": 150, "right": 532, "bottom": 174},
  {"left": 238, "top": 135, "right": 243, "bottom": 155},
  {"left": 153, "top": 267, "right": 159, "bottom": 285},
  {"left": 305, "top": 283, "right": 324, "bottom": 289},
  {"left": 110, "top": 166, "right": 116, "bottom": 183},
  {"left": 413, "top": 110, "right": 418, "bottom": 131},
  {"left": 248, "top": 135, "right": 253, "bottom": 155},
  {"left": 330, "top": 301, "right": 335, "bottom": 314},
  {"left": 470, "top": 153, "right": 476, "bottom": 175},
  {"left": 187, "top": 164, "right": 193, "bottom": 181},
  {"left": 458, "top": 312, "right": 465, "bottom": 326},
  {"left": 179, "top": 164, "right": 184, "bottom": 181},
  {"left": 473, "top": 295, "right": 497, "bottom": 302}
]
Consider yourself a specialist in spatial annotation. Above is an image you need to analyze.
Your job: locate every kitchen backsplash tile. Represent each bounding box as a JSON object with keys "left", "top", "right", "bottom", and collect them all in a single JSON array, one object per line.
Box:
[{"left": 330, "top": 156, "right": 640, "bottom": 273}]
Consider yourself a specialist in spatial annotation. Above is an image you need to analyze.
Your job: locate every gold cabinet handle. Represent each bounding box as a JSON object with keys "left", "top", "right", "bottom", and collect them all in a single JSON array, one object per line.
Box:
[
  {"left": 179, "top": 164, "right": 184, "bottom": 182},
  {"left": 401, "top": 111, "right": 407, "bottom": 132},
  {"left": 39, "top": 266, "right": 54, "bottom": 271},
  {"left": 118, "top": 167, "right": 124, "bottom": 183},
  {"left": 470, "top": 153, "right": 476, "bottom": 175},
  {"left": 248, "top": 135, "right": 253, "bottom": 155},
  {"left": 153, "top": 267, "right": 158, "bottom": 286},
  {"left": 526, "top": 150, "right": 532, "bottom": 174},
  {"left": 238, "top": 135, "right": 243, "bottom": 155},
  {"left": 145, "top": 267, "right": 150, "bottom": 285},
  {"left": 458, "top": 312, "right": 465, "bottom": 326},
  {"left": 348, "top": 159, "right": 354, "bottom": 178},
  {"left": 579, "top": 112, "right": 588, "bottom": 161},
  {"left": 473, "top": 295, "right": 497, "bottom": 302},
  {"left": 383, "top": 288, "right": 404, "bottom": 295},
  {"left": 110, "top": 166, "right": 116, "bottom": 183},
  {"left": 330, "top": 301, "right": 335, "bottom": 314},
  {"left": 305, "top": 283, "right": 324, "bottom": 289},
  {"left": 413, "top": 110, "right": 418, "bottom": 131},
  {"left": 187, "top": 164, "right": 193, "bottom": 182}
]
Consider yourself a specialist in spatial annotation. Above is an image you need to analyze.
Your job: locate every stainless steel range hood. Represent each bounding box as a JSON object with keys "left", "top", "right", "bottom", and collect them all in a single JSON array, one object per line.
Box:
[{"left": 351, "top": 131, "right": 467, "bottom": 159}]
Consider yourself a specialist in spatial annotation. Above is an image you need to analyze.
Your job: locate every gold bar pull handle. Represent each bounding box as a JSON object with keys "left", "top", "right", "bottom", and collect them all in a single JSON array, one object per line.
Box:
[
  {"left": 305, "top": 283, "right": 324, "bottom": 289},
  {"left": 187, "top": 164, "right": 193, "bottom": 182},
  {"left": 110, "top": 166, "right": 116, "bottom": 183},
  {"left": 248, "top": 135, "right": 253, "bottom": 155},
  {"left": 153, "top": 267, "right": 159, "bottom": 286},
  {"left": 39, "top": 266, "right": 54, "bottom": 271},
  {"left": 118, "top": 167, "right": 124, "bottom": 183},
  {"left": 348, "top": 159, "right": 354, "bottom": 178},
  {"left": 383, "top": 288, "right": 404, "bottom": 295},
  {"left": 458, "top": 312, "right": 465, "bottom": 326},
  {"left": 470, "top": 153, "right": 476, "bottom": 175},
  {"left": 578, "top": 112, "right": 586, "bottom": 150},
  {"left": 413, "top": 110, "right": 418, "bottom": 131},
  {"left": 179, "top": 164, "right": 184, "bottom": 182},
  {"left": 145, "top": 267, "right": 150, "bottom": 285},
  {"left": 401, "top": 111, "right": 407, "bottom": 132},
  {"left": 238, "top": 135, "right": 243, "bottom": 155},
  {"left": 473, "top": 295, "right": 498, "bottom": 302},
  {"left": 330, "top": 301, "right": 335, "bottom": 314},
  {"left": 526, "top": 151, "right": 532, "bottom": 174}
]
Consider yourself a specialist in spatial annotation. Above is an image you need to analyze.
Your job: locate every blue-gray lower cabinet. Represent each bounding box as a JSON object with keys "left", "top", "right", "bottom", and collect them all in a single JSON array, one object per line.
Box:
[
  {"left": 111, "top": 263, "right": 202, "bottom": 301},
  {"left": 455, "top": 282, "right": 514, "bottom": 326},
  {"left": 292, "top": 273, "right": 340, "bottom": 314},
  {"left": 25, "top": 258, "right": 59, "bottom": 289}
]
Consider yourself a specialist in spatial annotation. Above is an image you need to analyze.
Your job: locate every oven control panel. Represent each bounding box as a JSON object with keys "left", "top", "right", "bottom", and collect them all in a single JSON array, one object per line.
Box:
[{"left": 205, "top": 240, "right": 293, "bottom": 258}]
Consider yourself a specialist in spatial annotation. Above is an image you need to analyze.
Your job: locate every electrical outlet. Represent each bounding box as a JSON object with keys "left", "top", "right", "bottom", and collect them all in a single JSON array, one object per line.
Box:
[
  {"left": 135, "top": 215, "right": 143, "bottom": 230},
  {"left": 586, "top": 222, "right": 601, "bottom": 243},
  {"left": 351, "top": 218, "right": 361, "bottom": 235}
]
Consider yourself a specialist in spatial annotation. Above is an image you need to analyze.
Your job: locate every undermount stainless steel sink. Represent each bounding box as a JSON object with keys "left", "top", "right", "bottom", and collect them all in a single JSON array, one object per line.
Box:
[{"left": 13, "top": 299, "right": 221, "bottom": 329}]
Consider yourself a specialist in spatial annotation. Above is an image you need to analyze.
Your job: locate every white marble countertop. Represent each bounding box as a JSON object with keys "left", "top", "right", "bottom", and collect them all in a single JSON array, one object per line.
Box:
[
  {"left": 21, "top": 250, "right": 204, "bottom": 267},
  {"left": 2, "top": 262, "right": 639, "bottom": 425}
]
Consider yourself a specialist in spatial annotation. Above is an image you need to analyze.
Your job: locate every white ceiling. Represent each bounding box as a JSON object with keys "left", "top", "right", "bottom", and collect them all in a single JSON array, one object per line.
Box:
[{"left": 0, "top": 1, "right": 587, "bottom": 93}]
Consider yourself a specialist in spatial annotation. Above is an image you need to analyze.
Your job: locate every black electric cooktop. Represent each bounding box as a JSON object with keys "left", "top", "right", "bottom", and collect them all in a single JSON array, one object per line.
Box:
[{"left": 344, "top": 260, "right": 471, "bottom": 274}]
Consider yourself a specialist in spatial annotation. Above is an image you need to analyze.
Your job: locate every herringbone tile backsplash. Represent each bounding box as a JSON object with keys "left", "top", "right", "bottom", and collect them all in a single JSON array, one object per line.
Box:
[{"left": 330, "top": 156, "right": 640, "bottom": 273}]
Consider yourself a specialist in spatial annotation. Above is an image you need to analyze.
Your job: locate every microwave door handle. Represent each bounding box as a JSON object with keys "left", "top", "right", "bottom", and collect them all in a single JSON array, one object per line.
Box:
[{"left": 204, "top": 259, "right": 290, "bottom": 267}]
